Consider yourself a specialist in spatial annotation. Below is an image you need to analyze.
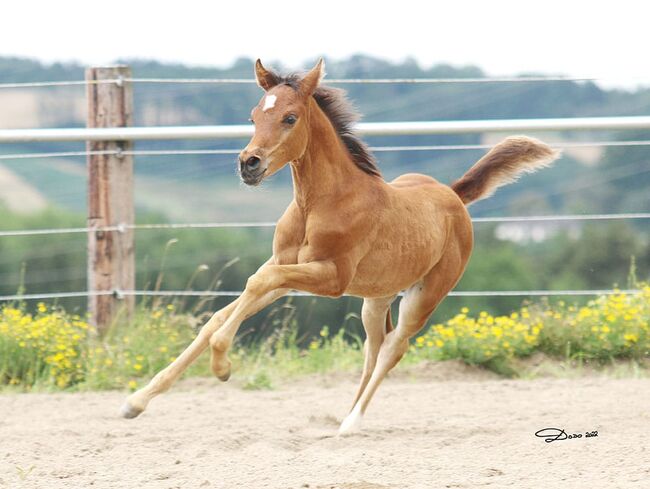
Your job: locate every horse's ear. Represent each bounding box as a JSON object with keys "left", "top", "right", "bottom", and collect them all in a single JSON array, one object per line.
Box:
[
  {"left": 255, "top": 59, "right": 279, "bottom": 91},
  {"left": 299, "top": 58, "right": 325, "bottom": 98}
]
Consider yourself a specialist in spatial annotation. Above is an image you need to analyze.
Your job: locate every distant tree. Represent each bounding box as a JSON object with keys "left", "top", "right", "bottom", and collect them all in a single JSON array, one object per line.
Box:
[
  {"left": 538, "top": 222, "right": 650, "bottom": 289},
  {"left": 592, "top": 131, "right": 650, "bottom": 212}
]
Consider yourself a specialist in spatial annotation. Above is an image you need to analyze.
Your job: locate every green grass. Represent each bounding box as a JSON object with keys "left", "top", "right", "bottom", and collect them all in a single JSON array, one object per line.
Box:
[{"left": 1, "top": 284, "right": 649, "bottom": 392}]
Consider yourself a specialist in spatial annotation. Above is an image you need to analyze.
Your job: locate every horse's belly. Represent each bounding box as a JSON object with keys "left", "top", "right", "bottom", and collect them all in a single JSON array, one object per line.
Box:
[
  {"left": 346, "top": 226, "right": 447, "bottom": 297},
  {"left": 345, "top": 272, "right": 408, "bottom": 297}
]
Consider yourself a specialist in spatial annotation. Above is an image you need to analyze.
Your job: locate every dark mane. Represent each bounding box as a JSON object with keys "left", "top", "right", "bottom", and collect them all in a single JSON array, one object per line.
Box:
[{"left": 270, "top": 72, "right": 382, "bottom": 178}]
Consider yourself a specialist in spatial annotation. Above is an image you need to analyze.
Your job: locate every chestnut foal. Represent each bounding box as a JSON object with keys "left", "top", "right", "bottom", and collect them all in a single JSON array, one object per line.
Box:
[{"left": 122, "top": 59, "right": 559, "bottom": 434}]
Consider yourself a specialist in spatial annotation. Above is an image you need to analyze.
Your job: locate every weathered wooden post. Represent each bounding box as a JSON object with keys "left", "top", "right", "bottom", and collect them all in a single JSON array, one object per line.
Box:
[{"left": 86, "top": 66, "right": 135, "bottom": 334}]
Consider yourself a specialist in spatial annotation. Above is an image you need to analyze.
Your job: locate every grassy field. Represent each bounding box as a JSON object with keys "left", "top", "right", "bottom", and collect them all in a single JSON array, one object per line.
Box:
[{"left": 1, "top": 284, "right": 649, "bottom": 392}]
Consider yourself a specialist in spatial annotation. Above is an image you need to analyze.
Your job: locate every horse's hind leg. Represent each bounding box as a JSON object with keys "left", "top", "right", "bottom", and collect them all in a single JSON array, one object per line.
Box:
[
  {"left": 349, "top": 296, "right": 396, "bottom": 410},
  {"left": 339, "top": 248, "right": 467, "bottom": 435}
]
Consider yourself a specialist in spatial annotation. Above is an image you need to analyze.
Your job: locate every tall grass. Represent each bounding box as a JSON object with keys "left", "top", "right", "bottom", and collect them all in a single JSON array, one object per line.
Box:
[{"left": 1, "top": 284, "right": 649, "bottom": 391}]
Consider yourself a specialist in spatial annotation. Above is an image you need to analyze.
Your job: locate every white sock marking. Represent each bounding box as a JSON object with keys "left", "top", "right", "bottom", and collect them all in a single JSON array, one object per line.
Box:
[
  {"left": 338, "top": 404, "right": 363, "bottom": 435},
  {"left": 262, "top": 94, "right": 277, "bottom": 112}
]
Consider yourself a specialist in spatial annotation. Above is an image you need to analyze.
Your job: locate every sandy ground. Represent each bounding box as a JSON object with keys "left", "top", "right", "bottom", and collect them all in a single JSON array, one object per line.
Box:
[{"left": 1, "top": 363, "right": 649, "bottom": 489}]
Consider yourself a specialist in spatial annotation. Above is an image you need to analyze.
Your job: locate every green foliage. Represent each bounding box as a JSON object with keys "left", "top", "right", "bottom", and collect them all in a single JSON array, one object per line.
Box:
[
  {"left": 411, "top": 306, "right": 542, "bottom": 370},
  {"left": 242, "top": 372, "right": 273, "bottom": 391},
  {"left": 536, "top": 291, "right": 650, "bottom": 361},
  {"left": 539, "top": 221, "right": 650, "bottom": 289},
  {"left": 0, "top": 302, "right": 89, "bottom": 388},
  {"left": 0, "top": 207, "right": 648, "bottom": 345},
  {"left": 411, "top": 285, "right": 650, "bottom": 374},
  {"left": 2, "top": 286, "right": 648, "bottom": 391},
  {"left": 231, "top": 306, "right": 364, "bottom": 383},
  {"left": 83, "top": 303, "right": 201, "bottom": 390}
]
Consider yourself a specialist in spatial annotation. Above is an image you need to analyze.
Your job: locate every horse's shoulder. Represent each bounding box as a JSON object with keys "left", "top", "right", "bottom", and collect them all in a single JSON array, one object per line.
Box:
[{"left": 273, "top": 200, "right": 306, "bottom": 264}]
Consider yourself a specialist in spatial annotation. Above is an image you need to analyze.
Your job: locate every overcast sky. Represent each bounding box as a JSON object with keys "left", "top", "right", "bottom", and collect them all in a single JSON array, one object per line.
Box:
[{"left": 3, "top": 0, "right": 647, "bottom": 87}]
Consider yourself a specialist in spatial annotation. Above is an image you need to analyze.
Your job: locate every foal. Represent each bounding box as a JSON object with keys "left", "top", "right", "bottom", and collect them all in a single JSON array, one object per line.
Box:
[{"left": 122, "top": 59, "right": 559, "bottom": 434}]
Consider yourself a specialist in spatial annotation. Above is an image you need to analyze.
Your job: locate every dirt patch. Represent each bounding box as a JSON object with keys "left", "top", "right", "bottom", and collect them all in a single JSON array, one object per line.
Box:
[{"left": 1, "top": 371, "right": 649, "bottom": 488}]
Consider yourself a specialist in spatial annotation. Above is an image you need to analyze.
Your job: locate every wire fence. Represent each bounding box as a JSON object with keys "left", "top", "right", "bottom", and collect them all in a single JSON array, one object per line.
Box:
[
  {"left": 2, "top": 139, "right": 650, "bottom": 162},
  {"left": 0, "top": 288, "right": 642, "bottom": 302},
  {"left": 0, "top": 72, "right": 648, "bottom": 304},
  {"left": 0, "top": 213, "right": 648, "bottom": 238},
  {"left": 0, "top": 75, "right": 609, "bottom": 90}
]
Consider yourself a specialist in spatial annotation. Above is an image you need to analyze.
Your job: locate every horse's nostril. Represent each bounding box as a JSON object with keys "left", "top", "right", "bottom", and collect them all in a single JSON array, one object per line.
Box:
[{"left": 246, "top": 156, "right": 261, "bottom": 170}]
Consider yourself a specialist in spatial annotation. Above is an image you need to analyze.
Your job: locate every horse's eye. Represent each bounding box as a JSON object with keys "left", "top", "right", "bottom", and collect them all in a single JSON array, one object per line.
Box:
[
  {"left": 283, "top": 115, "right": 297, "bottom": 125},
  {"left": 248, "top": 118, "right": 254, "bottom": 124}
]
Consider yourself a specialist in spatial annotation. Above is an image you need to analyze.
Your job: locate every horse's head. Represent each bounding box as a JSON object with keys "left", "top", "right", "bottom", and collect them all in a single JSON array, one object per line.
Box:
[{"left": 238, "top": 58, "right": 325, "bottom": 186}]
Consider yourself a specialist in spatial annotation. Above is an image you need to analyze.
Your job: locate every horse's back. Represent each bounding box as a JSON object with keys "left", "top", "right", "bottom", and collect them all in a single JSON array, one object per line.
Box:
[
  {"left": 389, "top": 172, "right": 440, "bottom": 188},
  {"left": 388, "top": 172, "right": 466, "bottom": 217},
  {"left": 389, "top": 173, "right": 464, "bottom": 213}
]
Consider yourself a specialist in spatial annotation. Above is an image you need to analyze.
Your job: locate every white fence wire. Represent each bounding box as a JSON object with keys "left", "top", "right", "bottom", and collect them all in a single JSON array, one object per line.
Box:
[
  {"left": 4, "top": 116, "right": 650, "bottom": 142},
  {"left": 2, "top": 140, "right": 650, "bottom": 162},
  {"left": 0, "top": 213, "right": 648, "bottom": 238},
  {"left": 0, "top": 75, "right": 607, "bottom": 90},
  {"left": 0, "top": 288, "right": 642, "bottom": 302}
]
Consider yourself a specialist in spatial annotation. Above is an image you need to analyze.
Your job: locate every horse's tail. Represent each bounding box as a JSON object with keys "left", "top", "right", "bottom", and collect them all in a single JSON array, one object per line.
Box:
[{"left": 451, "top": 136, "right": 560, "bottom": 205}]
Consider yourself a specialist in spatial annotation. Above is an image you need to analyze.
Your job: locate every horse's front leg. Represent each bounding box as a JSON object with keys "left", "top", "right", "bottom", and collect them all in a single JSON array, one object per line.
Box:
[
  {"left": 209, "top": 288, "right": 289, "bottom": 380},
  {"left": 120, "top": 296, "right": 243, "bottom": 418},
  {"left": 209, "top": 260, "right": 345, "bottom": 380},
  {"left": 121, "top": 259, "right": 278, "bottom": 418}
]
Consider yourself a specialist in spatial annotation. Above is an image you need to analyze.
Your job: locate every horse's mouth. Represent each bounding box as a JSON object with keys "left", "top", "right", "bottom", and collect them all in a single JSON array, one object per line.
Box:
[{"left": 240, "top": 167, "right": 267, "bottom": 186}]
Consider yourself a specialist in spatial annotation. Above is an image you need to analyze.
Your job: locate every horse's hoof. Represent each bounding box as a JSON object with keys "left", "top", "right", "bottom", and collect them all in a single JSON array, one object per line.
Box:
[
  {"left": 120, "top": 401, "right": 144, "bottom": 419},
  {"left": 212, "top": 359, "right": 232, "bottom": 381},
  {"left": 338, "top": 406, "right": 363, "bottom": 436},
  {"left": 217, "top": 368, "right": 231, "bottom": 382}
]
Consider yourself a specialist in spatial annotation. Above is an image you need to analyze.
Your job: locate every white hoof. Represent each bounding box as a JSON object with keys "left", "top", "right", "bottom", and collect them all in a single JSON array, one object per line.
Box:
[
  {"left": 338, "top": 406, "right": 363, "bottom": 436},
  {"left": 120, "top": 400, "right": 144, "bottom": 419}
]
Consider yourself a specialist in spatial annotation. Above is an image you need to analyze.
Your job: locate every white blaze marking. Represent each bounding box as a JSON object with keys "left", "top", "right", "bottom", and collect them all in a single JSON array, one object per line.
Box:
[{"left": 262, "top": 94, "right": 277, "bottom": 112}]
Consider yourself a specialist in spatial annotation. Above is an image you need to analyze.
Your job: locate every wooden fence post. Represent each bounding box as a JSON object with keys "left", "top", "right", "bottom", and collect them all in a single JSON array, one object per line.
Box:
[{"left": 86, "top": 66, "right": 135, "bottom": 334}]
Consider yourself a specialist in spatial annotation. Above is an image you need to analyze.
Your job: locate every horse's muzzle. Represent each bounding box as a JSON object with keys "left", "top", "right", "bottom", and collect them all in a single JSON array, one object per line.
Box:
[{"left": 240, "top": 163, "right": 267, "bottom": 186}]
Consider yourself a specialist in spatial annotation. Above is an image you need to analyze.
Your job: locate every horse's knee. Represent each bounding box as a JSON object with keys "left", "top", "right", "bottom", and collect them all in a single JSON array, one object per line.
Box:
[
  {"left": 209, "top": 330, "right": 229, "bottom": 353},
  {"left": 202, "top": 309, "right": 229, "bottom": 336},
  {"left": 245, "top": 271, "right": 274, "bottom": 297}
]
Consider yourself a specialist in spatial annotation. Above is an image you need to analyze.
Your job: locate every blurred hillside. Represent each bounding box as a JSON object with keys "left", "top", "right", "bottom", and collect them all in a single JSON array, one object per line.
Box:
[{"left": 0, "top": 55, "right": 649, "bottom": 220}]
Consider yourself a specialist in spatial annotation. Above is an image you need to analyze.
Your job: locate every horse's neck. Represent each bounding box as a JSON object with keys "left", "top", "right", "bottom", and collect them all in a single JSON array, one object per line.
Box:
[{"left": 290, "top": 100, "right": 362, "bottom": 211}]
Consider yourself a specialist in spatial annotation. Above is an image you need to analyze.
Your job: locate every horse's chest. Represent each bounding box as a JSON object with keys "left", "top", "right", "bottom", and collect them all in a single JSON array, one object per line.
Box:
[
  {"left": 272, "top": 223, "right": 307, "bottom": 265},
  {"left": 279, "top": 234, "right": 326, "bottom": 264},
  {"left": 273, "top": 238, "right": 303, "bottom": 265}
]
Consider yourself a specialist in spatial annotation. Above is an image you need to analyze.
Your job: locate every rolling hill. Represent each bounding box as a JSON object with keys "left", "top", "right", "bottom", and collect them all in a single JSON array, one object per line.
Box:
[{"left": 0, "top": 55, "right": 648, "bottom": 220}]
